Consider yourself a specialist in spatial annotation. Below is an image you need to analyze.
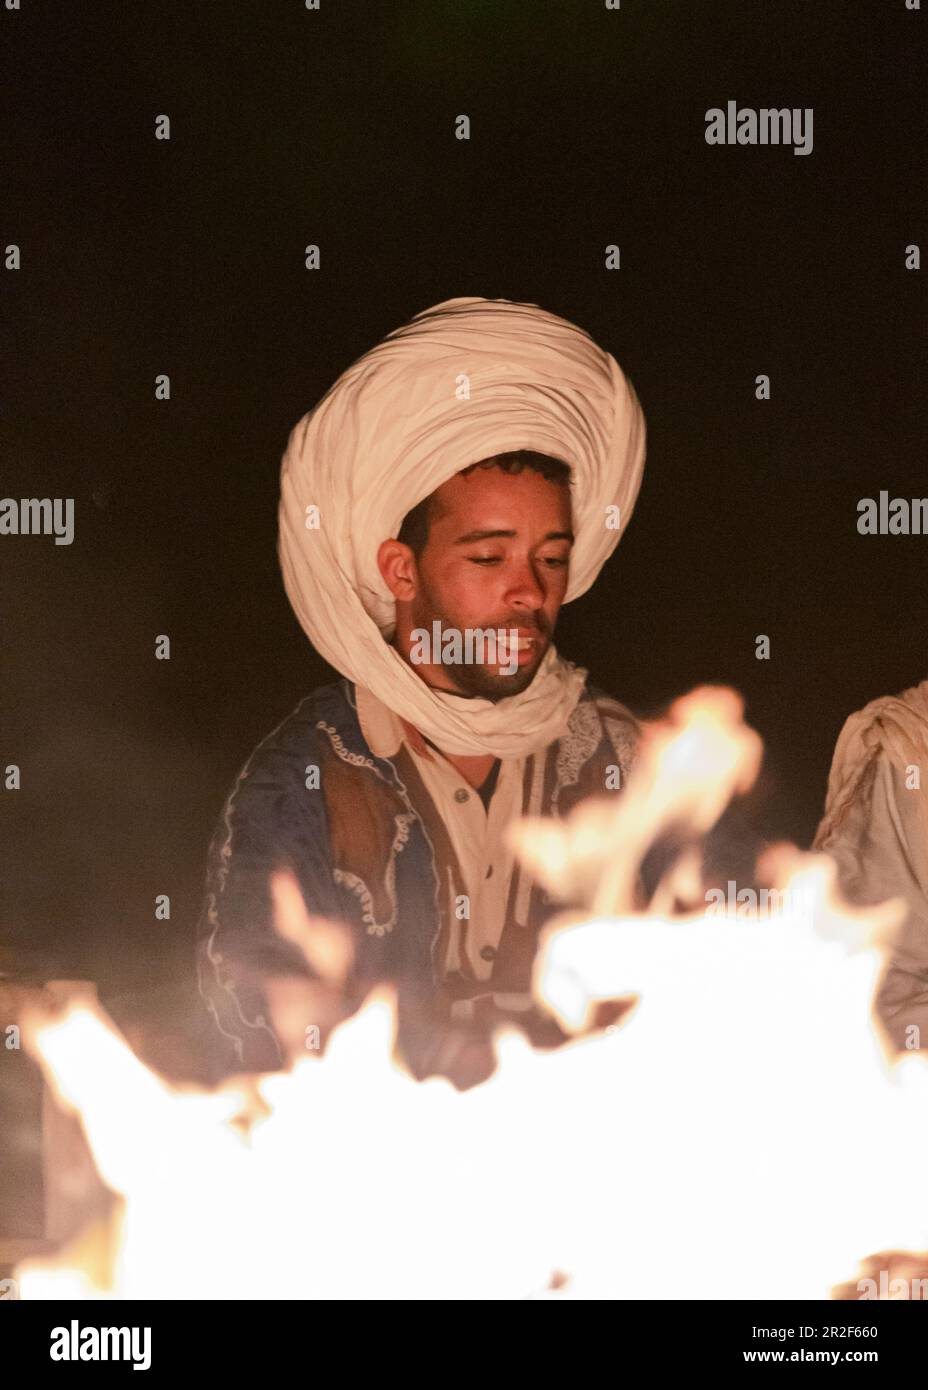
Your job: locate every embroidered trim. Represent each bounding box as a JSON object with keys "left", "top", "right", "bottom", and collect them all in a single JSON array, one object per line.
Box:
[
  {"left": 515, "top": 752, "right": 547, "bottom": 927},
  {"left": 602, "top": 715, "right": 638, "bottom": 782},
  {"left": 334, "top": 868, "right": 393, "bottom": 936},
  {"left": 553, "top": 700, "right": 602, "bottom": 807},
  {"left": 392, "top": 811, "right": 414, "bottom": 856},
  {"left": 443, "top": 863, "right": 462, "bottom": 974},
  {"left": 374, "top": 752, "right": 445, "bottom": 975},
  {"left": 198, "top": 695, "right": 314, "bottom": 1066},
  {"left": 315, "top": 719, "right": 379, "bottom": 772},
  {"left": 334, "top": 810, "right": 415, "bottom": 936}
]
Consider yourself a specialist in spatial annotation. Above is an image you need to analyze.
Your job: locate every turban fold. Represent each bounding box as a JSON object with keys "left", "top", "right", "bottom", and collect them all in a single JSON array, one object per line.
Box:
[
  {"left": 279, "top": 296, "right": 646, "bottom": 757},
  {"left": 815, "top": 680, "right": 928, "bottom": 852}
]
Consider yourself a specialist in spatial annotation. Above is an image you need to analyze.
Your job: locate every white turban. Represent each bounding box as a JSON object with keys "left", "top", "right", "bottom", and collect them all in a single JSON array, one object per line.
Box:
[{"left": 279, "top": 296, "right": 646, "bottom": 757}]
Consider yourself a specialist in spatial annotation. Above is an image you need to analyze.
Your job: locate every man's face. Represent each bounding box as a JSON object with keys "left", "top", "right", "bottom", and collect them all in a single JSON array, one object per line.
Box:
[{"left": 386, "top": 466, "right": 574, "bottom": 700}]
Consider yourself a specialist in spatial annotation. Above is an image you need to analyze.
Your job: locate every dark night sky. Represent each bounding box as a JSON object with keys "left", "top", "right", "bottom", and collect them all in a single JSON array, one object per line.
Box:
[{"left": 2, "top": 0, "right": 925, "bottom": 1009}]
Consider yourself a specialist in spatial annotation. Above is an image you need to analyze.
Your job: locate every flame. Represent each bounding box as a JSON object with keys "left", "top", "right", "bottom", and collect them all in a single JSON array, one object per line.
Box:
[{"left": 15, "top": 687, "right": 928, "bottom": 1300}]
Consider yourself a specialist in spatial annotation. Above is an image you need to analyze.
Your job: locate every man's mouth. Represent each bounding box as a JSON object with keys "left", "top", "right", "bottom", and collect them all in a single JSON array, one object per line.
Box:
[{"left": 496, "top": 631, "right": 542, "bottom": 666}]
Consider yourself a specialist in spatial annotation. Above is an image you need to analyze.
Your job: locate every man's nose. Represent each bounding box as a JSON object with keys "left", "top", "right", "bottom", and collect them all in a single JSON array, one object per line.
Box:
[{"left": 504, "top": 561, "right": 547, "bottom": 610}]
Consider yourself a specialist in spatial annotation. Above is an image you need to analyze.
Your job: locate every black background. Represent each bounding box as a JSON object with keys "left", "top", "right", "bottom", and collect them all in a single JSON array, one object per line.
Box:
[
  {"left": 1, "top": 1300, "right": 920, "bottom": 1372},
  {"left": 2, "top": 0, "right": 925, "bottom": 1019}
]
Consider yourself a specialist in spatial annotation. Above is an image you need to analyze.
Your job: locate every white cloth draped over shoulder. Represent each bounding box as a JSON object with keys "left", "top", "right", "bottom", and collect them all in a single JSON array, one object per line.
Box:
[
  {"left": 278, "top": 296, "right": 646, "bottom": 758},
  {"left": 815, "top": 681, "right": 928, "bottom": 852},
  {"left": 814, "top": 680, "right": 928, "bottom": 1051}
]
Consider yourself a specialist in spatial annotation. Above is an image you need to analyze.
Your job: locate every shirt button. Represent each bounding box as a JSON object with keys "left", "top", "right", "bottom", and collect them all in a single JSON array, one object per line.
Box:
[
  {"left": 480, "top": 945, "right": 497, "bottom": 962},
  {"left": 454, "top": 788, "right": 469, "bottom": 803}
]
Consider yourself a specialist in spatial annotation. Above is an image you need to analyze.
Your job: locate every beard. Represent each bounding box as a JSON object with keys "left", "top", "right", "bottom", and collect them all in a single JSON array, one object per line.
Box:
[
  {"left": 411, "top": 593, "right": 551, "bottom": 703},
  {"left": 445, "top": 635, "right": 547, "bottom": 701}
]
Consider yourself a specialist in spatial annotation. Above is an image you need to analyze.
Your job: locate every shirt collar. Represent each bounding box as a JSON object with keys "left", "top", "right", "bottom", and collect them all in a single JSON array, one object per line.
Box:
[{"left": 355, "top": 681, "right": 435, "bottom": 760}]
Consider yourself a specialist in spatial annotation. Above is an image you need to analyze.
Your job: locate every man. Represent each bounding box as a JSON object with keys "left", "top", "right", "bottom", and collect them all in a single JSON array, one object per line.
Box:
[
  {"left": 196, "top": 296, "right": 647, "bottom": 1078},
  {"left": 814, "top": 679, "right": 928, "bottom": 1053}
]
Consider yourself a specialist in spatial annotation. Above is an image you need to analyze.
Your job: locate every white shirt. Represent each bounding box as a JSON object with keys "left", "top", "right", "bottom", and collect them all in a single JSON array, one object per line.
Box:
[
  {"left": 355, "top": 681, "right": 526, "bottom": 985},
  {"left": 819, "top": 751, "right": 928, "bottom": 1051}
]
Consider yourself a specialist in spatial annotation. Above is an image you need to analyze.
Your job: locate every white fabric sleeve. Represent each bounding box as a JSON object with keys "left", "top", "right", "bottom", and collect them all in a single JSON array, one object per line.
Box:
[{"left": 823, "top": 751, "right": 928, "bottom": 1051}]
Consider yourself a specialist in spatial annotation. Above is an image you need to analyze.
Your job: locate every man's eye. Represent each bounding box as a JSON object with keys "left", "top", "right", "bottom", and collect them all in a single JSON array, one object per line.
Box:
[{"left": 467, "top": 555, "right": 568, "bottom": 567}]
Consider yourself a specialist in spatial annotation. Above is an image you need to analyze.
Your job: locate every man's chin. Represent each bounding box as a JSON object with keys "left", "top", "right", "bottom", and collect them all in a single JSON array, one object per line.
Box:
[{"left": 447, "top": 656, "right": 544, "bottom": 702}]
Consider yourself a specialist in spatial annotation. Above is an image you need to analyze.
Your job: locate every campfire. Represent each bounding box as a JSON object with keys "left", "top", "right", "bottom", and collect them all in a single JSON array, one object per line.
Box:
[{"left": 15, "top": 688, "right": 928, "bottom": 1300}]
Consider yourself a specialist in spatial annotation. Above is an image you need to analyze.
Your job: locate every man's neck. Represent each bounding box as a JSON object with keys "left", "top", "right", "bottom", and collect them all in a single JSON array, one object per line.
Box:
[
  {"left": 394, "top": 713, "right": 498, "bottom": 789},
  {"left": 418, "top": 730, "right": 496, "bottom": 789},
  {"left": 395, "top": 661, "right": 502, "bottom": 787},
  {"left": 435, "top": 747, "right": 499, "bottom": 791}
]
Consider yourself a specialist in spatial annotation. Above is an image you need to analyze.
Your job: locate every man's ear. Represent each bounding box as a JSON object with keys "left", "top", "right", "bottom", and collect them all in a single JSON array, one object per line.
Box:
[{"left": 377, "top": 538, "right": 419, "bottom": 602}]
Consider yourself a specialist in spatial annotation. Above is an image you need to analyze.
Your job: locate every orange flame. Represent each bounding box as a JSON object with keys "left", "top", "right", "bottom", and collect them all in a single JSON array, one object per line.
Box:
[{"left": 15, "top": 687, "right": 928, "bottom": 1300}]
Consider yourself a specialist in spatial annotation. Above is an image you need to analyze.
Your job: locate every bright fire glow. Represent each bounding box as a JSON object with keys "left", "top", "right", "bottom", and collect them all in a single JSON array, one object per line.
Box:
[{"left": 16, "top": 687, "right": 928, "bottom": 1300}]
